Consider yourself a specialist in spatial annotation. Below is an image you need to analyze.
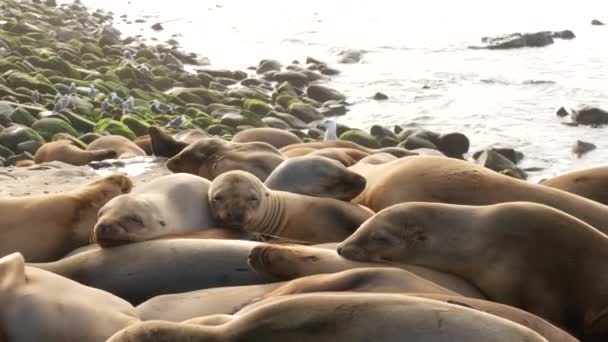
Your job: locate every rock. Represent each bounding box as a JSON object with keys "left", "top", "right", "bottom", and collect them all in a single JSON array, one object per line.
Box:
[
  {"left": 472, "top": 147, "right": 524, "bottom": 165},
  {"left": 306, "top": 84, "right": 345, "bottom": 103},
  {"left": 272, "top": 71, "right": 309, "bottom": 88},
  {"left": 319, "top": 66, "right": 340, "bottom": 76},
  {"left": 151, "top": 23, "right": 164, "bottom": 31},
  {"left": 257, "top": 59, "right": 282, "bottom": 74},
  {"left": 121, "top": 114, "right": 150, "bottom": 137},
  {"left": 95, "top": 119, "right": 136, "bottom": 140},
  {"left": 6, "top": 152, "right": 34, "bottom": 166},
  {"left": 226, "top": 87, "right": 271, "bottom": 102},
  {"left": 339, "top": 129, "right": 380, "bottom": 149},
  {"left": 0, "top": 125, "right": 45, "bottom": 151},
  {"left": 571, "top": 106, "right": 608, "bottom": 126},
  {"left": 592, "top": 19, "right": 605, "bottom": 26},
  {"left": 478, "top": 32, "right": 554, "bottom": 49},
  {"left": 62, "top": 111, "right": 96, "bottom": 133},
  {"left": 44, "top": 0, "right": 58, "bottom": 6},
  {"left": 32, "top": 118, "right": 79, "bottom": 141},
  {"left": 399, "top": 135, "right": 438, "bottom": 151},
  {"left": 16, "top": 140, "right": 42, "bottom": 154},
  {"left": 373, "top": 92, "right": 389, "bottom": 100},
  {"left": 306, "top": 57, "right": 325, "bottom": 65},
  {"left": 436, "top": 132, "right": 470, "bottom": 158},
  {"left": 9, "top": 108, "right": 37, "bottom": 127},
  {"left": 244, "top": 99, "right": 273, "bottom": 116},
  {"left": 337, "top": 49, "right": 363, "bottom": 64},
  {"left": 6, "top": 72, "right": 57, "bottom": 95},
  {"left": 553, "top": 30, "right": 575, "bottom": 39},
  {"left": 320, "top": 102, "right": 347, "bottom": 117},
  {"left": 79, "top": 132, "right": 104, "bottom": 145},
  {"left": 262, "top": 117, "right": 290, "bottom": 130},
  {"left": 475, "top": 149, "right": 527, "bottom": 180},
  {"left": 556, "top": 106, "right": 570, "bottom": 117},
  {"left": 370, "top": 125, "right": 397, "bottom": 141},
  {"left": 572, "top": 140, "right": 597, "bottom": 158},
  {"left": 0, "top": 144, "right": 14, "bottom": 159},
  {"left": 269, "top": 111, "right": 308, "bottom": 129},
  {"left": 100, "top": 25, "right": 122, "bottom": 46},
  {"left": 288, "top": 102, "right": 324, "bottom": 123}
]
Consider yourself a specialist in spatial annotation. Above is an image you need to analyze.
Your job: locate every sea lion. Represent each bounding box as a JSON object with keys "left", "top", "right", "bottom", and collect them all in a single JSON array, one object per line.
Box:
[
  {"left": 86, "top": 135, "right": 146, "bottom": 159},
  {"left": 355, "top": 152, "right": 397, "bottom": 165},
  {"left": 307, "top": 147, "right": 370, "bottom": 166},
  {"left": 350, "top": 155, "right": 608, "bottom": 234},
  {"left": 0, "top": 174, "right": 132, "bottom": 262},
  {"left": 135, "top": 267, "right": 455, "bottom": 322},
  {"left": 264, "top": 156, "right": 367, "bottom": 201},
  {"left": 540, "top": 166, "right": 608, "bottom": 205},
  {"left": 247, "top": 243, "right": 485, "bottom": 298},
  {"left": 133, "top": 135, "right": 153, "bottom": 155},
  {"left": 280, "top": 139, "right": 418, "bottom": 158},
  {"left": 208, "top": 170, "right": 373, "bottom": 242},
  {"left": 93, "top": 173, "right": 217, "bottom": 247},
  {"left": 232, "top": 127, "right": 303, "bottom": 149},
  {"left": 108, "top": 293, "right": 548, "bottom": 342},
  {"left": 337, "top": 201, "right": 608, "bottom": 340},
  {"left": 0, "top": 253, "right": 139, "bottom": 342},
  {"left": 148, "top": 126, "right": 212, "bottom": 158},
  {"left": 34, "top": 140, "right": 117, "bottom": 165},
  {"left": 29, "top": 239, "right": 266, "bottom": 305},
  {"left": 166, "top": 138, "right": 285, "bottom": 181}
]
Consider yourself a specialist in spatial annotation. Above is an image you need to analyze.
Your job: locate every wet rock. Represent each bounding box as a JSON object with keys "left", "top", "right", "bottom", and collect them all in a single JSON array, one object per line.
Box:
[
  {"left": 244, "top": 99, "right": 273, "bottom": 116},
  {"left": 306, "top": 57, "right": 325, "bottom": 65},
  {"left": 16, "top": 140, "right": 42, "bottom": 154},
  {"left": 121, "top": 114, "right": 150, "bottom": 137},
  {"left": 95, "top": 118, "right": 136, "bottom": 140},
  {"left": 272, "top": 71, "right": 309, "bottom": 88},
  {"left": 319, "top": 65, "right": 340, "bottom": 76},
  {"left": 9, "top": 108, "right": 37, "bottom": 127},
  {"left": 0, "top": 125, "right": 45, "bottom": 151},
  {"left": 262, "top": 117, "right": 290, "bottom": 130},
  {"left": 472, "top": 147, "right": 524, "bottom": 165},
  {"left": 477, "top": 32, "right": 554, "bottom": 49},
  {"left": 436, "top": 132, "right": 470, "bottom": 158},
  {"left": 0, "top": 144, "right": 14, "bottom": 159},
  {"left": 373, "top": 92, "right": 389, "bottom": 100},
  {"left": 339, "top": 129, "right": 380, "bottom": 149},
  {"left": 44, "top": 0, "right": 58, "bottom": 6},
  {"left": 556, "top": 106, "right": 570, "bottom": 117},
  {"left": 257, "top": 59, "right": 282, "bottom": 74},
  {"left": 475, "top": 149, "right": 527, "bottom": 180},
  {"left": 592, "top": 19, "right": 605, "bottom": 26},
  {"left": 572, "top": 140, "right": 596, "bottom": 158},
  {"left": 306, "top": 84, "right": 345, "bottom": 103},
  {"left": 553, "top": 30, "right": 575, "bottom": 39},
  {"left": 6, "top": 151, "right": 34, "bottom": 166},
  {"left": 100, "top": 25, "right": 122, "bottom": 46},
  {"left": 570, "top": 106, "right": 608, "bottom": 126},
  {"left": 151, "top": 23, "right": 164, "bottom": 31},
  {"left": 269, "top": 111, "right": 308, "bottom": 129},
  {"left": 32, "top": 118, "right": 79, "bottom": 141},
  {"left": 288, "top": 102, "right": 324, "bottom": 123},
  {"left": 337, "top": 49, "right": 363, "bottom": 64},
  {"left": 399, "top": 135, "right": 438, "bottom": 151},
  {"left": 370, "top": 125, "right": 397, "bottom": 141},
  {"left": 320, "top": 102, "right": 347, "bottom": 117},
  {"left": 79, "top": 133, "right": 104, "bottom": 145}
]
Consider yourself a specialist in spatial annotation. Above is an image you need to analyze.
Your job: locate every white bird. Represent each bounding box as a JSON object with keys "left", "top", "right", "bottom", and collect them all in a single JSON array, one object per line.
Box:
[
  {"left": 100, "top": 99, "right": 110, "bottom": 112},
  {"left": 68, "top": 82, "right": 78, "bottom": 95},
  {"left": 31, "top": 90, "right": 41, "bottom": 104},
  {"left": 53, "top": 95, "right": 70, "bottom": 113},
  {"left": 165, "top": 115, "right": 187, "bottom": 128},
  {"left": 151, "top": 99, "right": 173, "bottom": 114},
  {"left": 89, "top": 85, "right": 98, "bottom": 99},
  {"left": 122, "top": 96, "right": 135, "bottom": 114},
  {"left": 123, "top": 50, "right": 134, "bottom": 60},
  {"left": 321, "top": 119, "right": 338, "bottom": 140},
  {"left": 110, "top": 92, "right": 124, "bottom": 107}
]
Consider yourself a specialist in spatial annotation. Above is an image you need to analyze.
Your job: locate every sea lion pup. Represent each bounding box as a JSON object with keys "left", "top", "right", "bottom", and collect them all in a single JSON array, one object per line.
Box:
[
  {"left": 208, "top": 170, "right": 374, "bottom": 243},
  {"left": 264, "top": 156, "right": 367, "bottom": 201},
  {"left": 0, "top": 174, "right": 132, "bottom": 262},
  {"left": 148, "top": 126, "right": 212, "bottom": 158},
  {"left": 166, "top": 138, "right": 286, "bottom": 181},
  {"left": 280, "top": 139, "right": 419, "bottom": 158},
  {"left": 0, "top": 253, "right": 139, "bottom": 342},
  {"left": 34, "top": 140, "right": 117, "bottom": 165},
  {"left": 247, "top": 243, "right": 485, "bottom": 298},
  {"left": 540, "top": 166, "right": 608, "bottom": 205},
  {"left": 29, "top": 239, "right": 266, "bottom": 305},
  {"left": 86, "top": 135, "right": 146, "bottom": 159},
  {"left": 93, "top": 173, "right": 217, "bottom": 247},
  {"left": 108, "top": 293, "right": 548, "bottom": 342},
  {"left": 349, "top": 155, "right": 608, "bottom": 234},
  {"left": 135, "top": 267, "right": 455, "bottom": 322},
  {"left": 337, "top": 201, "right": 608, "bottom": 340},
  {"left": 232, "top": 127, "right": 303, "bottom": 149}
]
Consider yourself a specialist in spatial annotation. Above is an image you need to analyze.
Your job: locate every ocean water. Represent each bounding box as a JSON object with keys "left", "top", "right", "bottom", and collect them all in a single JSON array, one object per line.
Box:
[{"left": 74, "top": 0, "right": 608, "bottom": 180}]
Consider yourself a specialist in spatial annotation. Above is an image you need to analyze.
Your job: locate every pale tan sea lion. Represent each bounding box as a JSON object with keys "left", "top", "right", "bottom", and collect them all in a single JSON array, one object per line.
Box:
[
  {"left": 108, "top": 293, "right": 548, "bottom": 342},
  {"left": 355, "top": 152, "right": 398, "bottom": 165},
  {"left": 166, "top": 138, "right": 285, "bottom": 181},
  {"left": 29, "top": 239, "right": 266, "bottom": 305},
  {"left": 350, "top": 155, "right": 608, "bottom": 234},
  {"left": 307, "top": 147, "right": 371, "bottom": 166},
  {"left": 0, "top": 253, "right": 139, "bottom": 342},
  {"left": 0, "top": 175, "right": 132, "bottom": 262},
  {"left": 264, "top": 156, "right": 367, "bottom": 201},
  {"left": 148, "top": 126, "right": 213, "bottom": 158},
  {"left": 86, "top": 135, "right": 146, "bottom": 159},
  {"left": 247, "top": 243, "right": 485, "bottom": 298},
  {"left": 232, "top": 127, "right": 303, "bottom": 149},
  {"left": 93, "top": 173, "right": 217, "bottom": 247},
  {"left": 135, "top": 267, "right": 455, "bottom": 322},
  {"left": 208, "top": 170, "right": 373, "bottom": 242},
  {"left": 337, "top": 201, "right": 608, "bottom": 340},
  {"left": 540, "top": 166, "right": 608, "bottom": 205},
  {"left": 34, "top": 140, "right": 117, "bottom": 165}
]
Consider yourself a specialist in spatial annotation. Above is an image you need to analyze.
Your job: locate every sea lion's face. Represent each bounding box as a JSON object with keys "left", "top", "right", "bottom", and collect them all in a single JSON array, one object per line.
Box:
[
  {"left": 337, "top": 206, "right": 430, "bottom": 263},
  {"left": 208, "top": 170, "right": 269, "bottom": 229},
  {"left": 265, "top": 156, "right": 366, "bottom": 201},
  {"left": 166, "top": 138, "right": 225, "bottom": 179},
  {"left": 93, "top": 195, "right": 165, "bottom": 247}
]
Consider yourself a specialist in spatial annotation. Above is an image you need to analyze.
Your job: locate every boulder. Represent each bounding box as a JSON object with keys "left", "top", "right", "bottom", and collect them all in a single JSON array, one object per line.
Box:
[
  {"left": 475, "top": 149, "right": 527, "bottom": 180},
  {"left": 94, "top": 119, "right": 136, "bottom": 140},
  {"left": 373, "top": 92, "right": 389, "bottom": 100},
  {"left": 572, "top": 140, "right": 596, "bottom": 158},
  {"left": 571, "top": 106, "right": 608, "bottom": 126},
  {"left": 337, "top": 49, "right": 363, "bottom": 64},
  {"left": 0, "top": 124, "right": 45, "bottom": 151},
  {"left": 306, "top": 84, "right": 345, "bottom": 103},
  {"left": 288, "top": 102, "right": 324, "bottom": 123},
  {"left": 272, "top": 71, "right": 309, "bottom": 88},
  {"left": 592, "top": 19, "right": 605, "bottom": 26},
  {"left": 339, "top": 130, "right": 380, "bottom": 149},
  {"left": 472, "top": 147, "right": 524, "bottom": 165},
  {"left": 478, "top": 32, "right": 554, "bottom": 49},
  {"left": 32, "top": 118, "right": 79, "bottom": 141},
  {"left": 257, "top": 59, "right": 282, "bottom": 74}
]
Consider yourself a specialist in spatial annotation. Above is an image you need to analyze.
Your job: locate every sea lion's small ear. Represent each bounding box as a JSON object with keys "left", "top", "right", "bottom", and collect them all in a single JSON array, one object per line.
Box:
[{"left": 0, "top": 253, "right": 26, "bottom": 290}]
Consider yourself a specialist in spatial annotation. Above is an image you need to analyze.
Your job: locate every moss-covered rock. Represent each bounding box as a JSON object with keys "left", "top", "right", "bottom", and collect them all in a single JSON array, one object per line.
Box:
[
  {"left": 269, "top": 111, "right": 308, "bottom": 129},
  {"left": 226, "top": 87, "right": 271, "bottom": 102},
  {"left": 262, "top": 116, "right": 291, "bottom": 130},
  {"left": 121, "top": 114, "right": 150, "bottom": 137},
  {"left": 16, "top": 140, "right": 42, "bottom": 154},
  {"left": 52, "top": 133, "right": 87, "bottom": 149},
  {"left": 5, "top": 71, "right": 57, "bottom": 94},
  {"left": 0, "top": 124, "right": 45, "bottom": 151},
  {"left": 206, "top": 124, "right": 234, "bottom": 136},
  {"left": 166, "top": 87, "right": 224, "bottom": 106},
  {"left": 370, "top": 125, "right": 398, "bottom": 141},
  {"left": 244, "top": 99, "right": 273, "bottom": 116},
  {"left": 27, "top": 56, "right": 81, "bottom": 79},
  {"left": 306, "top": 84, "right": 345, "bottom": 103},
  {"left": 339, "top": 129, "right": 380, "bottom": 149},
  {"left": 32, "top": 118, "right": 78, "bottom": 140},
  {"left": 95, "top": 118, "right": 136, "bottom": 140},
  {"left": 79, "top": 132, "right": 104, "bottom": 145},
  {"left": 9, "top": 107, "right": 36, "bottom": 127},
  {"left": 288, "top": 102, "right": 323, "bottom": 123},
  {"left": 276, "top": 94, "right": 299, "bottom": 109},
  {"left": 62, "top": 111, "right": 96, "bottom": 132}
]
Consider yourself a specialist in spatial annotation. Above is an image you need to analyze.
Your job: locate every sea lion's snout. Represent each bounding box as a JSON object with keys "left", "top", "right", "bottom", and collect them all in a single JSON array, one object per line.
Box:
[{"left": 337, "top": 243, "right": 368, "bottom": 262}]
